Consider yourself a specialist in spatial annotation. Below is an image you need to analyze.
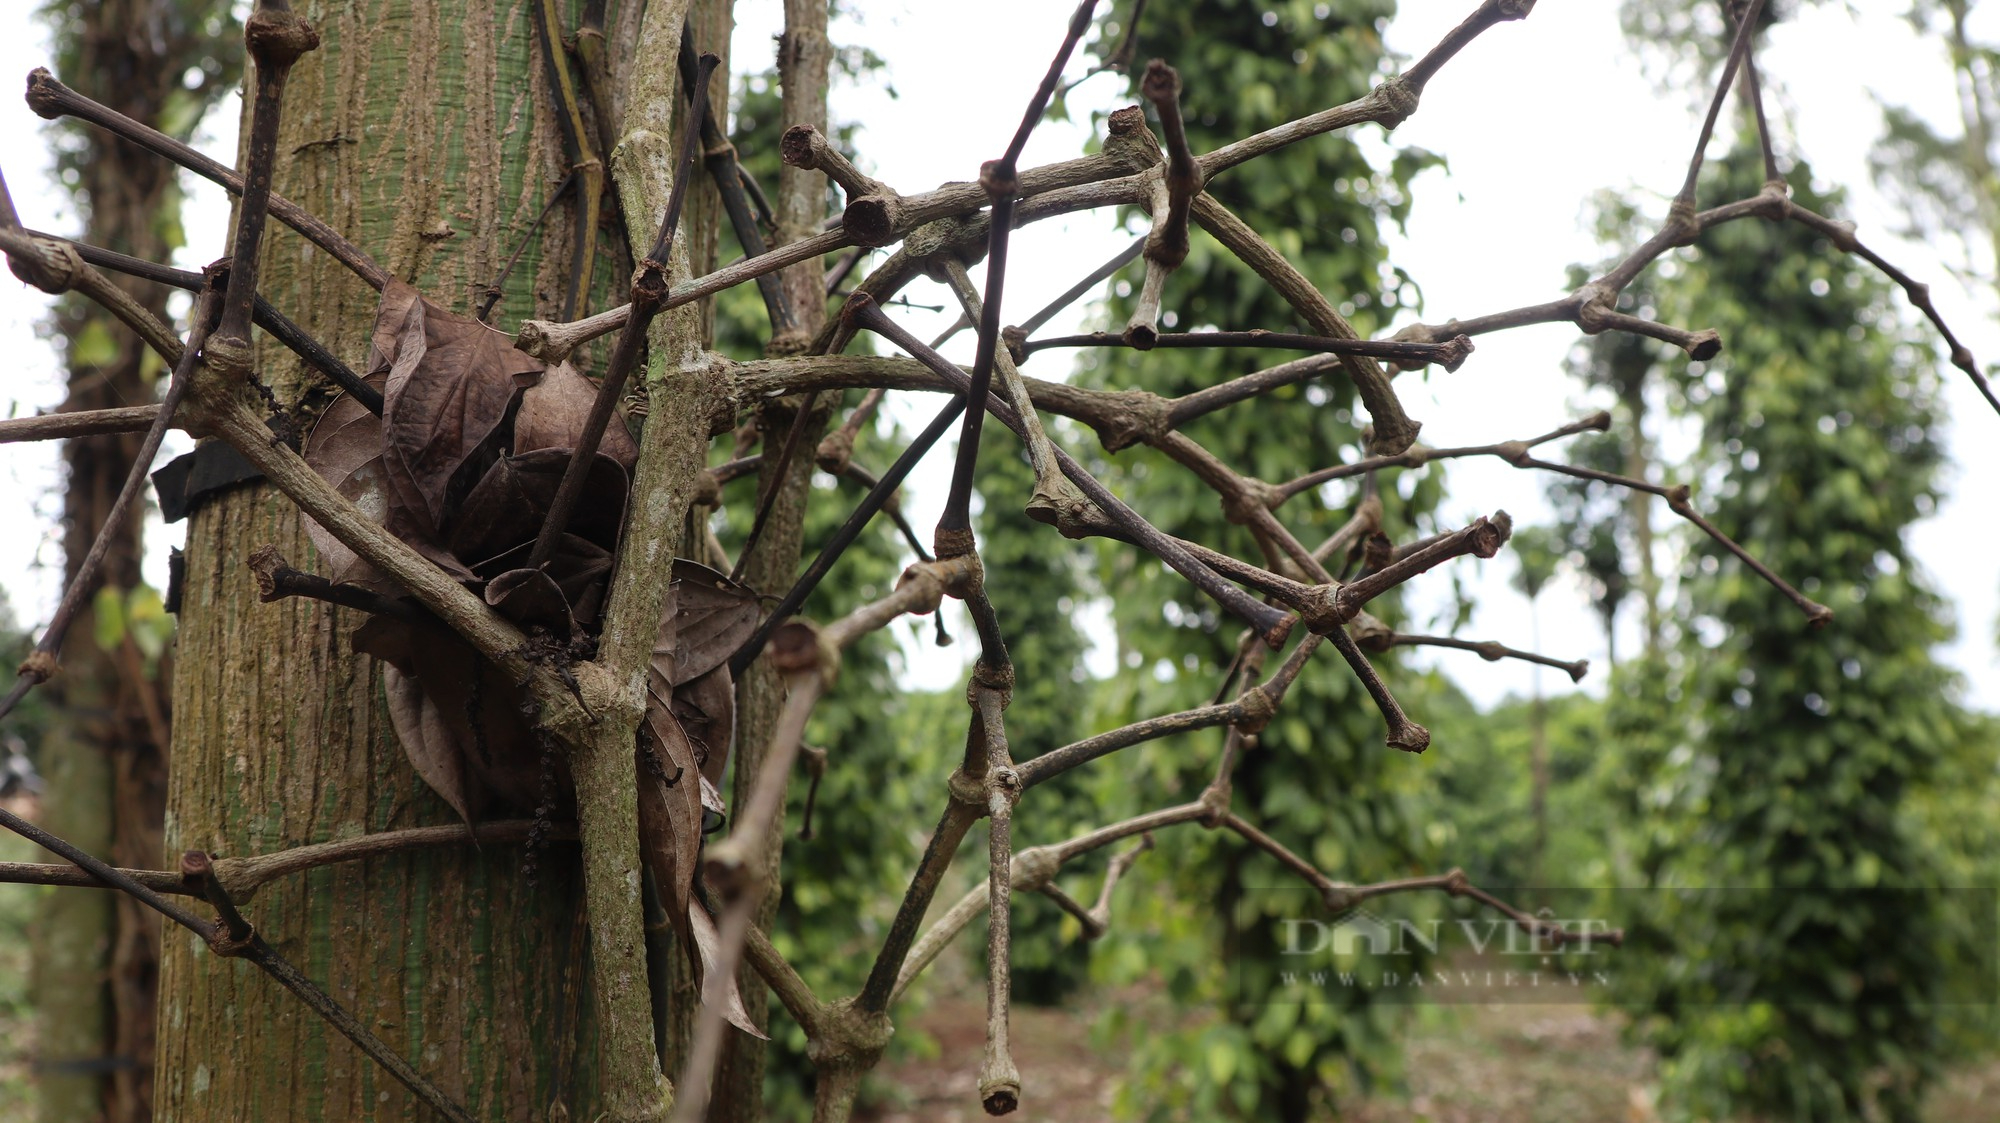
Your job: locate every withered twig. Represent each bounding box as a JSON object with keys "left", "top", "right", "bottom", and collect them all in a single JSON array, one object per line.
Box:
[
  {"left": 208, "top": 1, "right": 319, "bottom": 365},
  {"left": 1126, "top": 58, "right": 1199, "bottom": 348},
  {"left": 815, "top": 388, "right": 886, "bottom": 473},
  {"left": 845, "top": 294, "right": 1293, "bottom": 644},
  {"left": 835, "top": 461, "right": 933, "bottom": 565},
  {"left": 476, "top": 169, "right": 573, "bottom": 323},
  {"left": 727, "top": 386, "right": 967, "bottom": 674},
  {"left": 730, "top": 394, "right": 821, "bottom": 581},
  {"left": 0, "top": 222, "right": 184, "bottom": 368},
  {"left": 1018, "top": 633, "right": 1320, "bottom": 790},
  {"left": 686, "top": 564, "right": 975, "bottom": 1120},
  {"left": 1005, "top": 234, "right": 1145, "bottom": 347},
  {"left": 683, "top": 26, "right": 796, "bottom": 334},
  {"left": 936, "top": 0, "right": 1104, "bottom": 553},
  {"left": 180, "top": 850, "right": 253, "bottom": 946},
  {"left": 1507, "top": 454, "right": 1832, "bottom": 625},
  {"left": 1302, "top": 512, "right": 1514, "bottom": 635},
  {"left": 1190, "top": 194, "right": 1420, "bottom": 453},
  {"left": 1057, "top": 0, "right": 1149, "bottom": 98},
  {"left": 1357, "top": 629, "right": 1589, "bottom": 683},
  {"left": 0, "top": 820, "right": 570, "bottom": 899},
  {"left": 1673, "top": 0, "right": 1768, "bottom": 213},
  {"left": 1738, "top": 23, "right": 1782, "bottom": 186},
  {"left": 12, "top": 226, "right": 375, "bottom": 410},
  {"left": 0, "top": 406, "right": 165, "bottom": 445},
  {"left": 531, "top": 0, "right": 604, "bottom": 322},
  {"left": 26, "top": 67, "right": 389, "bottom": 290},
  {"left": 1275, "top": 412, "right": 1609, "bottom": 501},
  {"left": 1082, "top": 834, "right": 1154, "bottom": 937},
  {"left": 797, "top": 745, "right": 828, "bottom": 839},
  {"left": 939, "top": 258, "right": 1071, "bottom": 516},
  {"left": 972, "top": 683, "right": 1021, "bottom": 1114},
  {"left": 248, "top": 544, "right": 428, "bottom": 624},
  {"left": 1020, "top": 329, "right": 1472, "bottom": 370},
  {"left": 1197, "top": 0, "right": 1537, "bottom": 178}
]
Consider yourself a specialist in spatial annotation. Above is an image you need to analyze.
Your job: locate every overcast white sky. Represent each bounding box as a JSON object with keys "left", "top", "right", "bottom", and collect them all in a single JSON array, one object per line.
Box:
[{"left": 0, "top": 1, "right": 1994, "bottom": 713}]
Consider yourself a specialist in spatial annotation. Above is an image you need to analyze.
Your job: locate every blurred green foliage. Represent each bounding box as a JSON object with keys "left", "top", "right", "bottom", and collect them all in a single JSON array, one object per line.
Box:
[{"left": 1589, "top": 148, "right": 1981, "bottom": 1122}]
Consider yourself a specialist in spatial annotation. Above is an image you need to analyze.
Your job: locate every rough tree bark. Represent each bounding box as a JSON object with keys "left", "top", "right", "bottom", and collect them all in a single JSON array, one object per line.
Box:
[{"left": 154, "top": 2, "right": 659, "bottom": 1118}]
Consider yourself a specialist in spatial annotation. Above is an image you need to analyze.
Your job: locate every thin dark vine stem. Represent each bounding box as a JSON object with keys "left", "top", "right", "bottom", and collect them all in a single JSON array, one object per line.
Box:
[
  {"left": 531, "top": 0, "right": 604, "bottom": 322},
  {"left": 846, "top": 294, "right": 1293, "bottom": 642},
  {"left": 836, "top": 462, "right": 933, "bottom": 564},
  {"left": 937, "top": 193, "right": 1016, "bottom": 548},
  {"left": 1059, "top": 0, "right": 1148, "bottom": 98},
  {"left": 211, "top": 0, "right": 317, "bottom": 353},
  {"left": 1674, "top": 0, "right": 1769, "bottom": 210},
  {"left": 824, "top": 246, "right": 866, "bottom": 295},
  {"left": 1364, "top": 631, "right": 1588, "bottom": 683},
  {"left": 11, "top": 225, "right": 373, "bottom": 408},
  {"left": 1013, "top": 233, "right": 1144, "bottom": 341},
  {"left": 936, "top": 0, "right": 1103, "bottom": 548},
  {"left": 680, "top": 24, "right": 797, "bottom": 335},
  {"left": 477, "top": 169, "right": 574, "bottom": 323},
  {"left": 998, "top": 0, "right": 1102, "bottom": 176},
  {"left": 728, "top": 389, "right": 967, "bottom": 675},
  {"left": 1274, "top": 412, "right": 1609, "bottom": 501},
  {"left": 1738, "top": 31, "right": 1781, "bottom": 185},
  {"left": 730, "top": 388, "right": 821, "bottom": 582},
  {"left": 0, "top": 804, "right": 212, "bottom": 932}
]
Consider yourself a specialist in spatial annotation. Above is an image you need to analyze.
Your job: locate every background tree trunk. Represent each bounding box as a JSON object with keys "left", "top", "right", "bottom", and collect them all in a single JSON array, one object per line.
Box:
[
  {"left": 154, "top": 3, "right": 648, "bottom": 1118},
  {"left": 32, "top": 2, "right": 223, "bottom": 1118},
  {"left": 713, "top": 2, "right": 828, "bottom": 1117}
]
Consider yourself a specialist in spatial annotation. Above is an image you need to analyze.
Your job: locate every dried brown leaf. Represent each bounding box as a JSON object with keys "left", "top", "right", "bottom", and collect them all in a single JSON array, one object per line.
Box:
[
  {"left": 301, "top": 374, "right": 392, "bottom": 590},
  {"left": 472, "top": 532, "right": 616, "bottom": 631},
  {"left": 657, "top": 560, "right": 762, "bottom": 687},
  {"left": 673, "top": 664, "right": 735, "bottom": 787},
  {"left": 354, "top": 616, "right": 558, "bottom": 815},
  {"left": 383, "top": 666, "right": 476, "bottom": 825},
  {"left": 449, "top": 449, "right": 628, "bottom": 567},
  {"left": 369, "top": 279, "right": 542, "bottom": 549},
  {"left": 483, "top": 568, "right": 573, "bottom": 637},
  {"left": 636, "top": 707, "right": 705, "bottom": 928},
  {"left": 515, "top": 360, "right": 639, "bottom": 469}
]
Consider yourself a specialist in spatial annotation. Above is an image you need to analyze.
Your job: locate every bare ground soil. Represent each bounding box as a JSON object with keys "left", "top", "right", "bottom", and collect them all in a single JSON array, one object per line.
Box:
[{"left": 859, "top": 989, "right": 2000, "bottom": 1123}]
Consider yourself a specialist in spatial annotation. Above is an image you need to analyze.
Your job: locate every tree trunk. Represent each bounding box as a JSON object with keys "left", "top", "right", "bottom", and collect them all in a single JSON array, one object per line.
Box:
[
  {"left": 1619, "top": 377, "right": 1661, "bottom": 660},
  {"left": 155, "top": 3, "right": 646, "bottom": 1118},
  {"left": 34, "top": 3, "right": 194, "bottom": 1119}
]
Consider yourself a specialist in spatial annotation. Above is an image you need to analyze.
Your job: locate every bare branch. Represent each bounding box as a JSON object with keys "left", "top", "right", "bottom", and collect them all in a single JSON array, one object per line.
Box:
[{"left": 26, "top": 67, "right": 389, "bottom": 289}]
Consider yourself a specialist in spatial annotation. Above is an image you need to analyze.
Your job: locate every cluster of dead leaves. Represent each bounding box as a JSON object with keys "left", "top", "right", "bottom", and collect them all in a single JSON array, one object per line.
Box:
[{"left": 302, "top": 280, "right": 764, "bottom": 1035}]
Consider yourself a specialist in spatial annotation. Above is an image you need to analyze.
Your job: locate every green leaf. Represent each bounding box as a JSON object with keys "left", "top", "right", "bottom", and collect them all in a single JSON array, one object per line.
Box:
[
  {"left": 1204, "top": 1038, "right": 1238, "bottom": 1086},
  {"left": 92, "top": 585, "right": 126, "bottom": 652}
]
